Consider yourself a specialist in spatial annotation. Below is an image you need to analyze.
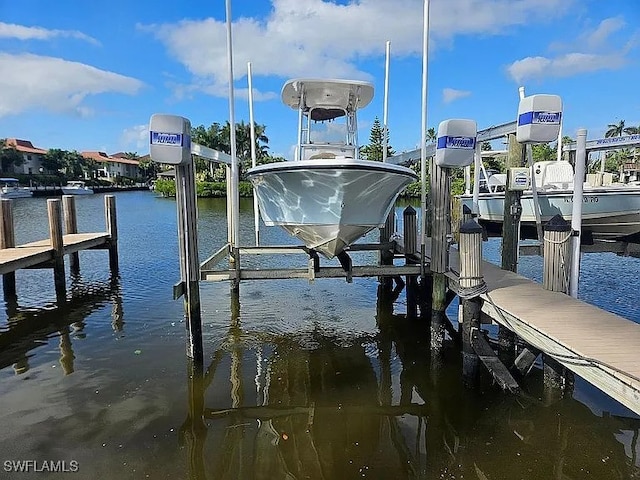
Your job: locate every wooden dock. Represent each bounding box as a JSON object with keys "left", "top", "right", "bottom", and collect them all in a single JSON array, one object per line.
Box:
[
  {"left": 0, "top": 233, "right": 110, "bottom": 275},
  {"left": 0, "top": 195, "right": 117, "bottom": 302},
  {"left": 448, "top": 248, "right": 640, "bottom": 416}
]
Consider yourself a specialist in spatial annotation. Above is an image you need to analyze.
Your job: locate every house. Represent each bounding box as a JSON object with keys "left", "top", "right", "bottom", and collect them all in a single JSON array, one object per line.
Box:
[
  {"left": 4, "top": 138, "right": 47, "bottom": 174},
  {"left": 81, "top": 151, "right": 142, "bottom": 181}
]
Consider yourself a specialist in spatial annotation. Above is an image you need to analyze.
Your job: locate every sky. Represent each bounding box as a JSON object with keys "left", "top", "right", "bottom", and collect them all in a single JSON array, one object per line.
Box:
[{"left": 0, "top": 0, "right": 638, "bottom": 158}]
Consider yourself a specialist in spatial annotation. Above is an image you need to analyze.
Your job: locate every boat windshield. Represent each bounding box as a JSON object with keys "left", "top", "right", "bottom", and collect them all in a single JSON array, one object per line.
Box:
[{"left": 308, "top": 108, "right": 348, "bottom": 144}]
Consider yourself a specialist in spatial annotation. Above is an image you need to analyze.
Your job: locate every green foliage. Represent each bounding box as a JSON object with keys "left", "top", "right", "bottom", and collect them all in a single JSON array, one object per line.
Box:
[
  {"left": 190, "top": 121, "right": 270, "bottom": 180},
  {"left": 360, "top": 117, "right": 395, "bottom": 161},
  {"left": 153, "top": 179, "right": 254, "bottom": 198},
  {"left": 531, "top": 143, "right": 555, "bottom": 162},
  {"left": 154, "top": 178, "right": 176, "bottom": 197},
  {"left": 0, "top": 146, "right": 24, "bottom": 172}
]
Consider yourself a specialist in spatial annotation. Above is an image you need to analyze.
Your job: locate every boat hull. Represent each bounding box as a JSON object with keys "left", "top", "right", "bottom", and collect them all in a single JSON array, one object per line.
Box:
[
  {"left": 61, "top": 188, "right": 94, "bottom": 195},
  {"left": 248, "top": 159, "right": 417, "bottom": 258},
  {"left": 461, "top": 187, "right": 640, "bottom": 241},
  {"left": 0, "top": 190, "right": 33, "bottom": 199}
]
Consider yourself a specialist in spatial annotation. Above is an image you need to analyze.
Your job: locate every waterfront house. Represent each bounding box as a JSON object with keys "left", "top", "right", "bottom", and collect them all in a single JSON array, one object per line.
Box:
[
  {"left": 81, "top": 151, "right": 142, "bottom": 182},
  {"left": 4, "top": 138, "right": 47, "bottom": 174}
]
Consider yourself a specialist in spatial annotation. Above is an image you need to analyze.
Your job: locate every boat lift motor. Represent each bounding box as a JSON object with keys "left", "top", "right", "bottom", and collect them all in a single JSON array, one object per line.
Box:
[{"left": 149, "top": 114, "right": 192, "bottom": 165}]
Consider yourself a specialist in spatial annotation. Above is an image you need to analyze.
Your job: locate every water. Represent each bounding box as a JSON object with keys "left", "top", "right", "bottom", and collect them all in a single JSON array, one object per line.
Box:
[{"left": 0, "top": 191, "right": 638, "bottom": 479}]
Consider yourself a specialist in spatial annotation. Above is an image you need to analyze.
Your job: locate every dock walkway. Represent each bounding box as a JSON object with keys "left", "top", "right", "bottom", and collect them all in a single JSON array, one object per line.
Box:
[
  {"left": 456, "top": 255, "right": 640, "bottom": 415},
  {"left": 0, "top": 233, "right": 110, "bottom": 275}
]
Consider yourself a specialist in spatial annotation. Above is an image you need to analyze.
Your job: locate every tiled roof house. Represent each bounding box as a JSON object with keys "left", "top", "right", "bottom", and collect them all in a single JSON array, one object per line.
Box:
[
  {"left": 4, "top": 138, "right": 47, "bottom": 175},
  {"left": 81, "top": 151, "right": 141, "bottom": 181}
]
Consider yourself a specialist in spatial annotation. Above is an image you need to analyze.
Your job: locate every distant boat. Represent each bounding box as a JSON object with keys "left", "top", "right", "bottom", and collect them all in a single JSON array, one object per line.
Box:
[
  {"left": 62, "top": 181, "right": 94, "bottom": 195},
  {"left": 0, "top": 178, "right": 33, "bottom": 199},
  {"left": 247, "top": 78, "right": 417, "bottom": 259},
  {"left": 461, "top": 160, "right": 640, "bottom": 242}
]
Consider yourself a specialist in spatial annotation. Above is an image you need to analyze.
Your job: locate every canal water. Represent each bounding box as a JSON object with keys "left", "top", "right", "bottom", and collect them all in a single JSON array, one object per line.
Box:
[{"left": 0, "top": 191, "right": 638, "bottom": 479}]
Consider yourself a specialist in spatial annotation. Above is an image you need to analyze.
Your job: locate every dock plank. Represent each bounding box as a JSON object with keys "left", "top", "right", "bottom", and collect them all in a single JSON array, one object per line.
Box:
[
  {"left": 0, "top": 232, "right": 110, "bottom": 274},
  {"left": 473, "top": 256, "right": 640, "bottom": 414}
]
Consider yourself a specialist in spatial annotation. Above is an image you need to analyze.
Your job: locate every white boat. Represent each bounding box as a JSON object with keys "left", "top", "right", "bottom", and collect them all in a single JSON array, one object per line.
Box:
[
  {"left": 247, "top": 79, "right": 417, "bottom": 259},
  {"left": 0, "top": 178, "right": 33, "bottom": 199},
  {"left": 62, "top": 181, "right": 94, "bottom": 195},
  {"left": 461, "top": 160, "right": 640, "bottom": 242}
]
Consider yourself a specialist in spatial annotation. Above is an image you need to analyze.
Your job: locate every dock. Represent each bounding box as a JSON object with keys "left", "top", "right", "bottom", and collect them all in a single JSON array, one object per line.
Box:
[
  {"left": 0, "top": 195, "right": 118, "bottom": 302},
  {"left": 474, "top": 259, "right": 640, "bottom": 415}
]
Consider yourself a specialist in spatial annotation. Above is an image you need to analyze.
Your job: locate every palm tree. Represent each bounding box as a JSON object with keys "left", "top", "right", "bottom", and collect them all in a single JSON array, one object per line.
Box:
[
  {"left": 605, "top": 120, "right": 626, "bottom": 138},
  {"left": 426, "top": 127, "right": 437, "bottom": 144},
  {"left": 623, "top": 125, "right": 640, "bottom": 163}
]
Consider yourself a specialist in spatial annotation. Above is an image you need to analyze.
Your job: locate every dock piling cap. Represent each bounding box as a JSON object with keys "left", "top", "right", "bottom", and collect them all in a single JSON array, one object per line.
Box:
[
  {"left": 544, "top": 214, "right": 571, "bottom": 232},
  {"left": 460, "top": 219, "right": 483, "bottom": 234}
]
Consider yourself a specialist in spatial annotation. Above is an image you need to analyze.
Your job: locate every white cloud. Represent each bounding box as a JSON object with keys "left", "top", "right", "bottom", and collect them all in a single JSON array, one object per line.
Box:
[
  {"left": 508, "top": 16, "right": 634, "bottom": 83},
  {"left": 0, "top": 53, "right": 144, "bottom": 117},
  {"left": 0, "top": 22, "right": 99, "bottom": 45},
  {"left": 142, "top": 0, "right": 572, "bottom": 98},
  {"left": 442, "top": 88, "right": 471, "bottom": 104},
  {"left": 121, "top": 124, "right": 149, "bottom": 151},
  {"left": 507, "top": 51, "right": 627, "bottom": 84}
]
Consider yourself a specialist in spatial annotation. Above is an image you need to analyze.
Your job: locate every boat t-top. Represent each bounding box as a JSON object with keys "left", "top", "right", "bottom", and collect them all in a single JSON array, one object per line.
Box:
[{"left": 247, "top": 78, "right": 417, "bottom": 259}]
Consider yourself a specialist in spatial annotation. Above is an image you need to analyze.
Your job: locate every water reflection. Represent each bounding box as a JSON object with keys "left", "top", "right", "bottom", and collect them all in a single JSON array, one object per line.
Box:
[
  {"left": 181, "top": 290, "right": 639, "bottom": 480},
  {"left": 0, "top": 274, "right": 123, "bottom": 375}
]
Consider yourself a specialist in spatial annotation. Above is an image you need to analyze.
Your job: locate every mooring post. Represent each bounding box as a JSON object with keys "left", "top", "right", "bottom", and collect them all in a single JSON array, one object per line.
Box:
[
  {"left": 430, "top": 161, "right": 451, "bottom": 313},
  {"left": 542, "top": 214, "right": 573, "bottom": 402},
  {"left": 0, "top": 199, "right": 17, "bottom": 300},
  {"left": 175, "top": 161, "right": 203, "bottom": 362},
  {"left": 403, "top": 206, "right": 418, "bottom": 318},
  {"left": 104, "top": 195, "right": 118, "bottom": 274},
  {"left": 543, "top": 214, "right": 571, "bottom": 293},
  {"left": 378, "top": 209, "right": 395, "bottom": 289},
  {"left": 459, "top": 219, "right": 484, "bottom": 386},
  {"left": 502, "top": 133, "right": 524, "bottom": 272},
  {"left": 498, "top": 133, "right": 524, "bottom": 362},
  {"left": 62, "top": 195, "right": 80, "bottom": 274},
  {"left": 47, "top": 199, "right": 66, "bottom": 302}
]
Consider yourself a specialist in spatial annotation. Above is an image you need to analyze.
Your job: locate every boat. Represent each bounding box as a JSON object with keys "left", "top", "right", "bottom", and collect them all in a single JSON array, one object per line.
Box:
[
  {"left": 0, "top": 178, "right": 33, "bottom": 199},
  {"left": 246, "top": 79, "right": 418, "bottom": 259},
  {"left": 62, "top": 181, "right": 94, "bottom": 195},
  {"left": 461, "top": 160, "right": 640, "bottom": 242}
]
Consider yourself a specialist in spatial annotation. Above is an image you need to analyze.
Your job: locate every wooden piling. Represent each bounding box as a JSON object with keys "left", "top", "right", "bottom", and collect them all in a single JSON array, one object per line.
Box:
[
  {"left": 63, "top": 195, "right": 80, "bottom": 274},
  {"left": 379, "top": 209, "right": 395, "bottom": 289},
  {"left": 175, "top": 162, "right": 203, "bottom": 362},
  {"left": 403, "top": 206, "right": 418, "bottom": 318},
  {"left": 542, "top": 214, "right": 573, "bottom": 401},
  {"left": 501, "top": 133, "right": 525, "bottom": 273},
  {"left": 0, "top": 199, "right": 16, "bottom": 299},
  {"left": 47, "top": 199, "right": 66, "bottom": 302},
  {"left": 459, "top": 219, "right": 484, "bottom": 386},
  {"left": 498, "top": 134, "right": 524, "bottom": 362},
  {"left": 104, "top": 195, "right": 118, "bottom": 274},
  {"left": 430, "top": 160, "right": 450, "bottom": 313},
  {"left": 543, "top": 214, "right": 571, "bottom": 293}
]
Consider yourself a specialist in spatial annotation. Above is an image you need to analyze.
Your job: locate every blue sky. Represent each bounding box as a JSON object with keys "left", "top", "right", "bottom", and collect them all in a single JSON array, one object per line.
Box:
[{"left": 0, "top": 0, "right": 638, "bottom": 158}]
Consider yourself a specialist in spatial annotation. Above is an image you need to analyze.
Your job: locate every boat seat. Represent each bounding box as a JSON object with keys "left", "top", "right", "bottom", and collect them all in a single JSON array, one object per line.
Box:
[{"left": 309, "top": 152, "right": 337, "bottom": 159}]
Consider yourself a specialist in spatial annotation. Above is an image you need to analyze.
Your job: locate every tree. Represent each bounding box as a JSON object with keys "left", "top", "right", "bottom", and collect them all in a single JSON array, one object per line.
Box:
[
  {"left": 191, "top": 121, "right": 271, "bottom": 180},
  {"left": 426, "top": 127, "right": 437, "bottom": 144},
  {"left": 532, "top": 143, "right": 555, "bottom": 162},
  {"left": 0, "top": 139, "right": 24, "bottom": 173},
  {"left": 360, "top": 117, "right": 395, "bottom": 161},
  {"left": 63, "top": 151, "right": 86, "bottom": 178},
  {"left": 481, "top": 141, "right": 492, "bottom": 151},
  {"left": 42, "top": 149, "right": 67, "bottom": 174},
  {"left": 605, "top": 120, "right": 626, "bottom": 138}
]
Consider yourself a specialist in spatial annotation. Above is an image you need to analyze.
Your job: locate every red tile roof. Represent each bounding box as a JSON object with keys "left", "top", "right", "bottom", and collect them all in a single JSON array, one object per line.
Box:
[
  {"left": 81, "top": 151, "right": 140, "bottom": 166},
  {"left": 4, "top": 138, "right": 47, "bottom": 155}
]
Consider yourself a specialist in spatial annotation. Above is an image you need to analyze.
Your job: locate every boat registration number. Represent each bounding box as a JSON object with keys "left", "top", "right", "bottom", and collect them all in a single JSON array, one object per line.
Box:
[{"left": 563, "top": 196, "right": 599, "bottom": 203}]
